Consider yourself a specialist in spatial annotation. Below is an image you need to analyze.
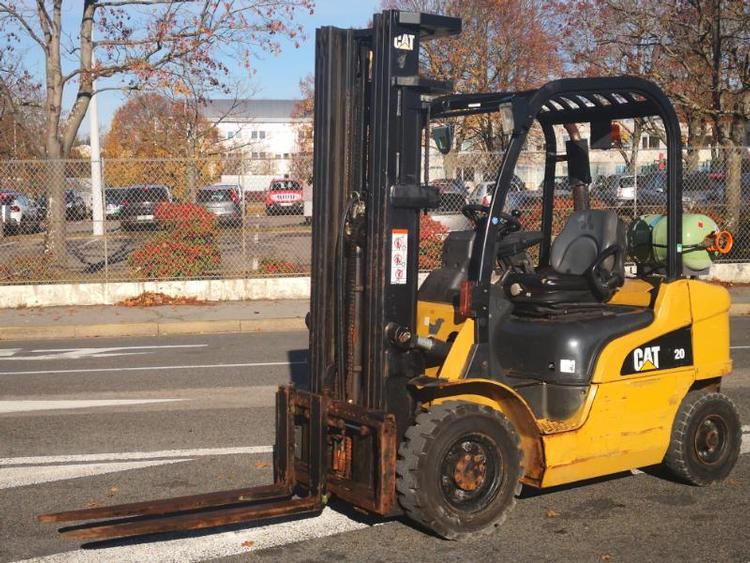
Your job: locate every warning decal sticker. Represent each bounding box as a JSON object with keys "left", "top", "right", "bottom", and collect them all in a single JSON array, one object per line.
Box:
[{"left": 390, "top": 229, "right": 408, "bottom": 284}]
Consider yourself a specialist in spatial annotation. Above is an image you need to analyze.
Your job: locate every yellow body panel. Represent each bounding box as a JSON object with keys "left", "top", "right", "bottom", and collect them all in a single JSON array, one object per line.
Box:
[
  {"left": 416, "top": 300, "right": 467, "bottom": 376},
  {"left": 415, "top": 278, "right": 733, "bottom": 490},
  {"left": 688, "top": 281, "right": 732, "bottom": 379},
  {"left": 541, "top": 370, "right": 693, "bottom": 486},
  {"left": 608, "top": 278, "right": 657, "bottom": 307},
  {"left": 591, "top": 280, "right": 692, "bottom": 384}
]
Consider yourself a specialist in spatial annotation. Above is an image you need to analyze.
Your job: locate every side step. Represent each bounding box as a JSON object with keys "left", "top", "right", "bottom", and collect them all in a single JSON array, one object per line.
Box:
[{"left": 38, "top": 484, "right": 323, "bottom": 541}]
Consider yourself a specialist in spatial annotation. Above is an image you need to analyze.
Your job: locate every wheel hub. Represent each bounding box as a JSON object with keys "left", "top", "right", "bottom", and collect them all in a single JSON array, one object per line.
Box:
[
  {"left": 694, "top": 415, "right": 728, "bottom": 465},
  {"left": 453, "top": 451, "right": 487, "bottom": 492},
  {"left": 440, "top": 434, "right": 502, "bottom": 512}
]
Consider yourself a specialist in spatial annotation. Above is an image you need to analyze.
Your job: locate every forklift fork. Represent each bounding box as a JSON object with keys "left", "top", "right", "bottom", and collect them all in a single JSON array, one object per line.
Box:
[{"left": 37, "top": 386, "right": 397, "bottom": 540}]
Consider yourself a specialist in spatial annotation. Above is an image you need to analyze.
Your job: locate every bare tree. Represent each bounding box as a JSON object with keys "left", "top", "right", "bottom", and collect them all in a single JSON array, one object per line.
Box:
[
  {"left": 383, "top": 0, "right": 561, "bottom": 182},
  {"left": 0, "top": 48, "right": 44, "bottom": 158},
  {"left": 0, "top": 0, "right": 314, "bottom": 265},
  {"left": 597, "top": 0, "right": 750, "bottom": 229}
]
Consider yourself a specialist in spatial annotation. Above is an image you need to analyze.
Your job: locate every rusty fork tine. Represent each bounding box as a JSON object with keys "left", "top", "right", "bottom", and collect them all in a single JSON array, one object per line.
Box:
[
  {"left": 59, "top": 497, "right": 322, "bottom": 540},
  {"left": 38, "top": 484, "right": 291, "bottom": 523}
]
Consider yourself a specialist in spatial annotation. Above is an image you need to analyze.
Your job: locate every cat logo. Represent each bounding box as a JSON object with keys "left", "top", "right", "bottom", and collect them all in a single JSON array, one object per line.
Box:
[
  {"left": 394, "top": 33, "right": 415, "bottom": 51},
  {"left": 633, "top": 345, "right": 660, "bottom": 372}
]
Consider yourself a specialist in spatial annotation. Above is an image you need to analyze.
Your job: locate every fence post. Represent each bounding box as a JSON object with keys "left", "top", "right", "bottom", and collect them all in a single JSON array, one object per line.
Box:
[{"left": 102, "top": 157, "right": 109, "bottom": 284}]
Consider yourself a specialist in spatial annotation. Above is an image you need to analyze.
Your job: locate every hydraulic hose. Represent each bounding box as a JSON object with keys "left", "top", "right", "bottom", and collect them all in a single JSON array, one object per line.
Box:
[{"left": 336, "top": 192, "right": 360, "bottom": 399}]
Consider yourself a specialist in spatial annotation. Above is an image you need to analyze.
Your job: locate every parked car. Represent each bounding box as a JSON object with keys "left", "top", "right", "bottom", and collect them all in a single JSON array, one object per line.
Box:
[
  {"left": 265, "top": 178, "right": 304, "bottom": 215},
  {"left": 119, "top": 185, "right": 173, "bottom": 230},
  {"left": 104, "top": 187, "right": 128, "bottom": 218},
  {"left": 37, "top": 189, "right": 89, "bottom": 221},
  {"left": 636, "top": 171, "right": 726, "bottom": 210},
  {"left": 428, "top": 178, "right": 469, "bottom": 231},
  {"left": 197, "top": 185, "right": 242, "bottom": 226},
  {"left": 0, "top": 191, "right": 43, "bottom": 234},
  {"left": 430, "top": 178, "right": 469, "bottom": 213},
  {"left": 467, "top": 176, "right": 536, "bottom": 211}
]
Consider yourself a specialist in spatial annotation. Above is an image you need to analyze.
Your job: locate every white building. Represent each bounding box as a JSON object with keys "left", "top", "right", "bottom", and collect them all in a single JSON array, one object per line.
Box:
[{"left": 203, "top": 99, "right": 309, "bottom": 180}]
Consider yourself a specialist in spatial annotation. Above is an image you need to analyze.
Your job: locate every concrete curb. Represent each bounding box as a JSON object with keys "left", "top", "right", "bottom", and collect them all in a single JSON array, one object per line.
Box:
[
  {"left": 0, "top": 317, "right": 308, "bottom": 341},
  {"left": 0, "top": 306, "right": 746, "bottom": 341}
]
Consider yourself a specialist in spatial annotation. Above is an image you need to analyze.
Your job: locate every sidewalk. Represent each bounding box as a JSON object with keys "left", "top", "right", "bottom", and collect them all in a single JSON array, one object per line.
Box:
[
  {"left": 0, "top": 299, "right": 308, "bottom": 340},
  {"left": 0, "top": 287, "right": 747, "bottom": 341}
]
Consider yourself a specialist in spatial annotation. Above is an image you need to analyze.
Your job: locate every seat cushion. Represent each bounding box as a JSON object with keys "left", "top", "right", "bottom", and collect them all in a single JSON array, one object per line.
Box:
[{"left": 505, "top": 268, "right": 598, "bottom": 305}]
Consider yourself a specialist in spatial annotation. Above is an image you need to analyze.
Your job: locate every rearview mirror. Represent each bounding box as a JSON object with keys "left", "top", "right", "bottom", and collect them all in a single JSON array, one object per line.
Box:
[{"left": 432, "top": 125, "right": 454, "bottom": 155}]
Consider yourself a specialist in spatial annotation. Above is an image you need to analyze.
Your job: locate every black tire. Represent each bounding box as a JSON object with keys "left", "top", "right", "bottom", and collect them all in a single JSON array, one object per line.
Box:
[
  {"left": 663, "top": 391, "right": 742, "bottom": 486},
  {"left": 396, "top": 401, "right": 523, "bottom": 540}
]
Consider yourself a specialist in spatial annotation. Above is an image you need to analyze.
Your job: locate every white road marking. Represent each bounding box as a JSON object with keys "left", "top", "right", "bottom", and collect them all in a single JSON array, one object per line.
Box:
[
  {"left": 0, "top": 360, "right": 304, "bottom": 376},
  {"left": 742, "top": 426, "right": 750, "bottom": 455},
  {"left": 0, "top": 344, "right": 208, "bottom": 361},
  {"left": 11, "top": 434, "right": 750, "bottom": 561},
  {"left": 20, "top": 506, "right": 374, "bottom": 563},
  {"left": 731, "top": 345, "right": 750, "bottom": 350},
  {"left": 0, "top": 459, "right": 189, "bottom": 489},
  {"left": 0, "top": 348, "right": 21, "bottom": 357},
  {"left": 0, "top": 446, "right": 273, "bottom": 466},
  {"left": 0, "top": 399, "right": 184, "bottom": 414}
]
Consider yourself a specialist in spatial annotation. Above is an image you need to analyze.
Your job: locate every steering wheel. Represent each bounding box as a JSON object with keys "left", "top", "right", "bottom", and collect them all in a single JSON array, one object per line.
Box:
[
  {"left": 461, "top": 204, "right": 523, "bottom": 232},
  {"left": 587, "top": 244, "right": 624, "bottom": 300},
  {"left": 461, "top": 203, "right": 489, "bottom": 223}
]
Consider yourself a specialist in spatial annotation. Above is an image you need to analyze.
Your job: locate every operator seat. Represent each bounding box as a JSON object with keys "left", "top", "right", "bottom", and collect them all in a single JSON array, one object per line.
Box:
[{"left": 505, "top": 209, "right": 625, "bottom": 305}]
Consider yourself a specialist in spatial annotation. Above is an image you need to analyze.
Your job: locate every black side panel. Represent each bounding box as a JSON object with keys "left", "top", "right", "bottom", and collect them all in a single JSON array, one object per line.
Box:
[{"left": 494, "top": 306, "right": 654, "bottom": 385}]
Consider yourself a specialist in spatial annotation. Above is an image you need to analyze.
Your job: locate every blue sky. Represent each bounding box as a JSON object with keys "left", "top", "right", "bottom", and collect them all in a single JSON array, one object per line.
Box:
[{"left": 18, "top": 1, "right": 380, "bottom": 135}]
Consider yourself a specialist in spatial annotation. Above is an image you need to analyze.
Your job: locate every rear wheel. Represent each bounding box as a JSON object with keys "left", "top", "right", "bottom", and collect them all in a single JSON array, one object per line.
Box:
[
  {"left": 396, "top": 401, "right": 523, "bottom": 540},
  {"left": 663, "top": 391, "right": 741, "bottom": 486}
]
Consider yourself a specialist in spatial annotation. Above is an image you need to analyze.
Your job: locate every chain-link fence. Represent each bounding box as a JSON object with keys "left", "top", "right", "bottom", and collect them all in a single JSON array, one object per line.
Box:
[{"left": 0, "top": 148, "right": 748, "bottom": 285}]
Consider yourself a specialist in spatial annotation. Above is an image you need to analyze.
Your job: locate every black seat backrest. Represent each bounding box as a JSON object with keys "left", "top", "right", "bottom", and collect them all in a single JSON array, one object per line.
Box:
[
  {"left": 418, "top": 230, "right": 475, "bottom": 303},
  {"left": 551, "top": 210, "right": 625, "bottom": 277}
]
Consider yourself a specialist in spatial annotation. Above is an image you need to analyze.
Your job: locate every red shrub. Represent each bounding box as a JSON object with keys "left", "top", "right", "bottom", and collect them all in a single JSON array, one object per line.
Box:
[
  {"left": 129, "top": 203, "right": 221, "bottom": 279},
  {"left": 419, "top": 214, "right": 449, "bottom": 270}
]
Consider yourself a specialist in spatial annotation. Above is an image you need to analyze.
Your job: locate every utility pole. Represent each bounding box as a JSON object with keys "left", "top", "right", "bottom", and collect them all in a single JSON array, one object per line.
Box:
[{"left": 90, "top": 48, "right": 104, "bottom": 236}]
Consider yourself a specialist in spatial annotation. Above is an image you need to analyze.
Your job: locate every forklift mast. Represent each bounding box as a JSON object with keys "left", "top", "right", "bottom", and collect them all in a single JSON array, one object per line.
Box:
[{"left": 310, "top": 11, "right": 460, "bottom": 431}]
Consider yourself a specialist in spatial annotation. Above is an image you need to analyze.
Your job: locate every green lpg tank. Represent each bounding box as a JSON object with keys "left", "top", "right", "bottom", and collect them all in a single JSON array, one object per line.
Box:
[{"left": 651, "top": 213, "right": 719, "bottom": 271}]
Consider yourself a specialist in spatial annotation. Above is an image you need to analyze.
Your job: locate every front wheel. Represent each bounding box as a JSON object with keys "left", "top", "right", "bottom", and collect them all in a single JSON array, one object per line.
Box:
[
  {"left": 396, "top": 401, "right": 523, "bottom": 540},
  {"left": 663, "top": 391, "right": 742, "bottom": 486}
]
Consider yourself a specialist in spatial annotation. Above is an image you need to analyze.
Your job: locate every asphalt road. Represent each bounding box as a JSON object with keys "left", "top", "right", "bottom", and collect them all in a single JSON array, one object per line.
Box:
[{"left": 1, "top": 321, "right": 749, "bottom": 562}]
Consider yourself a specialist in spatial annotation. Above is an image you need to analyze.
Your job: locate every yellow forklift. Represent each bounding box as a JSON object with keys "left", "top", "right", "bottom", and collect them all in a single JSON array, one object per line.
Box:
[{"left": 40, "top": 9, "right": 741, "bottom": 541}]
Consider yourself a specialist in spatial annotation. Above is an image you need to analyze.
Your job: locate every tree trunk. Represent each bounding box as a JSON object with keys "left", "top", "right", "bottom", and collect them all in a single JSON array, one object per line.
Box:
[
  {"left": 43, "top": 140, "right": 67, "bottom": 267},
  {"left": 442, "top": 129, "right": 465, "bottom": 180},
  {"left": 718, "top": 120, "right": 743, "bottom": 232},
  {"left": 684, "top": 113, "right": 702, "bottom": 174}
]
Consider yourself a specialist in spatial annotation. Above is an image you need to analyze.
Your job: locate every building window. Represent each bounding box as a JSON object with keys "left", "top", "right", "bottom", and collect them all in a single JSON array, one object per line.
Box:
[
  {"left": 259, "top": 130, "right": 266, "bottom": 139},
  {"left": 642, "top": 135, "right": 660, "bottom": 149},
  {"left": 283, "top": 153, "right": 290, "bottom": 159},
  {"left": 251, "top": 131, "right": 257, "bottom": 139},
  {"left": 226, "top": 131, "right": 235, "bottom": 140}
]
